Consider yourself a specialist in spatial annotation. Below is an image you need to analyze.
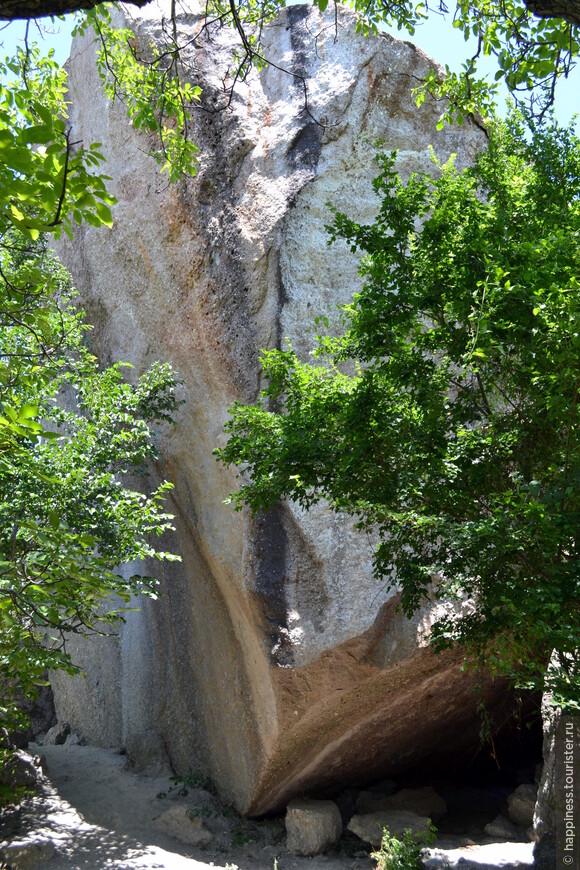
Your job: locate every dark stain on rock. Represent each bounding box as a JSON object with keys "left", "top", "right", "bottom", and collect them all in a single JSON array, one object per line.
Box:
[
  {"left": 251, "top": 506, "right": 293, "bottom": 666},
  {"left": 286, "top": 123, "right": 322, "bottom": 171},
  {"left": 275, "top": 256, "right": 288, "bottom": 352},
  {"left": 280, "top": 507, "right": 328, "bottom": 634},
  {"left": 285, "top": 5, "right": 322, "bottom": 172},
  {"left": 286, "top": 4, "right": 312, "bottom": 79}
]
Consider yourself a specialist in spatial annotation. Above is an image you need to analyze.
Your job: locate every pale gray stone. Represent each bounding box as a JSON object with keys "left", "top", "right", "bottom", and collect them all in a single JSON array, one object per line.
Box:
[
  {"left": 285, "top": 799, "right": 342, "bottom": 855},
  {"left": 347, "top": 810, "right": 431, "bottom": 846},
  {"left": 51, "top": 0, "right": 504, "bottom": 817},
  {"left": 124, "top": 732, "right": 172, "bottom": 777},
  {"left": 0, "top": 837, "right": 55, "bottom": 869},
  {"left": 534, "top": 693, "right": 559, "bottom": 842},
  {"left": 153, "top": 805, "right": 213, "bottom": 846},
  {"left": 508, "top": 783, "right": 537, "bottom": 829}
]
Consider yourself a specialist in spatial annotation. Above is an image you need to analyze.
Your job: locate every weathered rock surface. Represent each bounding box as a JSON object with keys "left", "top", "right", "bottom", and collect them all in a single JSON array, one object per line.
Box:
[
  {"left": 52, "top": 0, "right": 511, "bottom": 815},
  {"left": 347, "top": 809, "right": 431, "bottom": 845},
  {"left": 0, "top": 750, "right": 40, "bottom": 789},
  {"left": 533, "top": 833, "right": 556, "bottom": 869},
  {"left": 43, "top": 722, "right": 70, "bottom": 747},
  {"left": 532, "top": 691, "right": 568, "bottom": 869},
  {"left": 533, "top": 695, "right": 558, "bottom": 843},
  {"left": 285, "top": 798, "right": 342, "bottom": 855}
]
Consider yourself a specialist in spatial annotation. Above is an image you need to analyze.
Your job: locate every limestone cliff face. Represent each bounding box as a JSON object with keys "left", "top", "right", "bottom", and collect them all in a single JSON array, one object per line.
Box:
[{"left": 53, "top": 1, "right": 500, "bottom": 814}]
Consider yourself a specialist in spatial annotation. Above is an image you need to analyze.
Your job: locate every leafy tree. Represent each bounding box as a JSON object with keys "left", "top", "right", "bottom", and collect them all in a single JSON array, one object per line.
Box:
[
  {"left": 0, "top": 235, "right": 179, "bottom": 740},
  {"left": 216, "top": 113, "right": 580, "bottom": 712},
  {"left": 0, "top": 22, "right": 180, "bottom": 778}
]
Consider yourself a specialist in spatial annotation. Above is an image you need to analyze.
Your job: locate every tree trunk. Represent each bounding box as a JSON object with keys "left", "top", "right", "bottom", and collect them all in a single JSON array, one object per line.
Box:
[
  {"left": 524, "top": 0, "right": 580, "bottom": 25},
  {"left": 0, "top": 0, "right": 152, "bottom": 19}
]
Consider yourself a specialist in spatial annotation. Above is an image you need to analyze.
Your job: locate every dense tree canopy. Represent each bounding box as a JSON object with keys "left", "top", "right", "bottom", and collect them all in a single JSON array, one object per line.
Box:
[
  {"left": 217, "top": 114, "right": 580, "bottom": 711},
  {"left": 0, "top": 236, "right": 179, "bottom": 741},
  {"left": 0, "top": 0, "right": 146, "bottom": 16},
  {"left": 0, "top": 23, "right": 180, "bottom": 777},
  {"left": 1, "top": 0, "right": 579, "bottom": 27}
]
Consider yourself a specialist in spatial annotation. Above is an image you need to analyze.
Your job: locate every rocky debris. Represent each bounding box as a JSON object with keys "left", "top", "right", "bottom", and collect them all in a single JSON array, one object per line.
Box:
[
  {"left": 0, "top": 836, "right": 55, "bottom": 869},
  {"left": 11, "top": 685, "right": 57, "bottom": 749},
  {"left": 335, "top": 788, "right": 360, "bottom": 823},
  {"left": 1, "top": 743, "right": 543, "bottom": 870},
  {"left": 43, "top": 722, "right": 70, "bottom": 746},
  {"left": 356, "top": 785, "right": 447, "bottom": 818},
  {"left": 347, "top": 809, "right": 431, "bottom": 846},
  {"left": 153, "top": 805, "right": 214, "bottom": 847},
  {"left": 285, "top": 798, "right": 343, "bottom": 855},
  {"left": 354, "top": 779, "right": 398, "bottom": 814},
  {"left": 507, "top": 784, "right": 537, "bottom": 829},
  {"left": 484, "top": 814, "right": 525, "bottom": 841}
]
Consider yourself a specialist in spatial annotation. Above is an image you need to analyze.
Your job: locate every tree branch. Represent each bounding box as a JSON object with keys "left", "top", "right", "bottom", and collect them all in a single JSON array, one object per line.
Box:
[{"left": 0, "top": 0, "right": 152, "bottom": 20}]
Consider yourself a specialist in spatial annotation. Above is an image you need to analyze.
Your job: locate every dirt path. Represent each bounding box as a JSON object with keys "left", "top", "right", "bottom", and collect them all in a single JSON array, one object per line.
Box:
[
  {"left": 0, "top": 744, "right": 536, "bottom": 869},
  {"left": 2, "top": 744, "right": 371, "bottom": 870}
]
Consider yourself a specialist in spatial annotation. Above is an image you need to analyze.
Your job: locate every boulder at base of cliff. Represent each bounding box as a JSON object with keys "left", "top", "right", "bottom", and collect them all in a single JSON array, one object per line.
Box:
[{"left": 285, "top": 798, "right": 343, "bottom": 855}]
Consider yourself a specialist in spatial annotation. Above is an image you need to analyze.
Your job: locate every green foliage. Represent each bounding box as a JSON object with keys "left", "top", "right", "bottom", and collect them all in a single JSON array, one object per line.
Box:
[
  {"left": 231, "top": 824, "right": 259, "bottom": 847},
  {"left": 75, "top": 6, "right": 200, "bottom": 181},
  {"left": 166, "top": 769, "right": 214, "bottom": 796},
  {"left": 0, "top": 20, "right": 183, "bottom": 770},
  {"left": 0, "top": 42, "right": 115, "bottom": 241},
  {"left": 86, "top": 0, "right": 575, "bottom": 129},
  {"left": 217, "top": 113, "right": 580, "bottom": 711},
  {"left": 0, "top": 235, "right": 180, "bottom": 740},
  {"left": 0, "top": 781, "right": 28, "bottom": 808},
  {"left": 372, "top": 825, "right": 437, "bottom": 870}
]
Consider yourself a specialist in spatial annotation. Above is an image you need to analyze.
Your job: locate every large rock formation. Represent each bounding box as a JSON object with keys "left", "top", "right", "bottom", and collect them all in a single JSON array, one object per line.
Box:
[{"left": 52, "top": 0, "right": 504, "bottom": 815}]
